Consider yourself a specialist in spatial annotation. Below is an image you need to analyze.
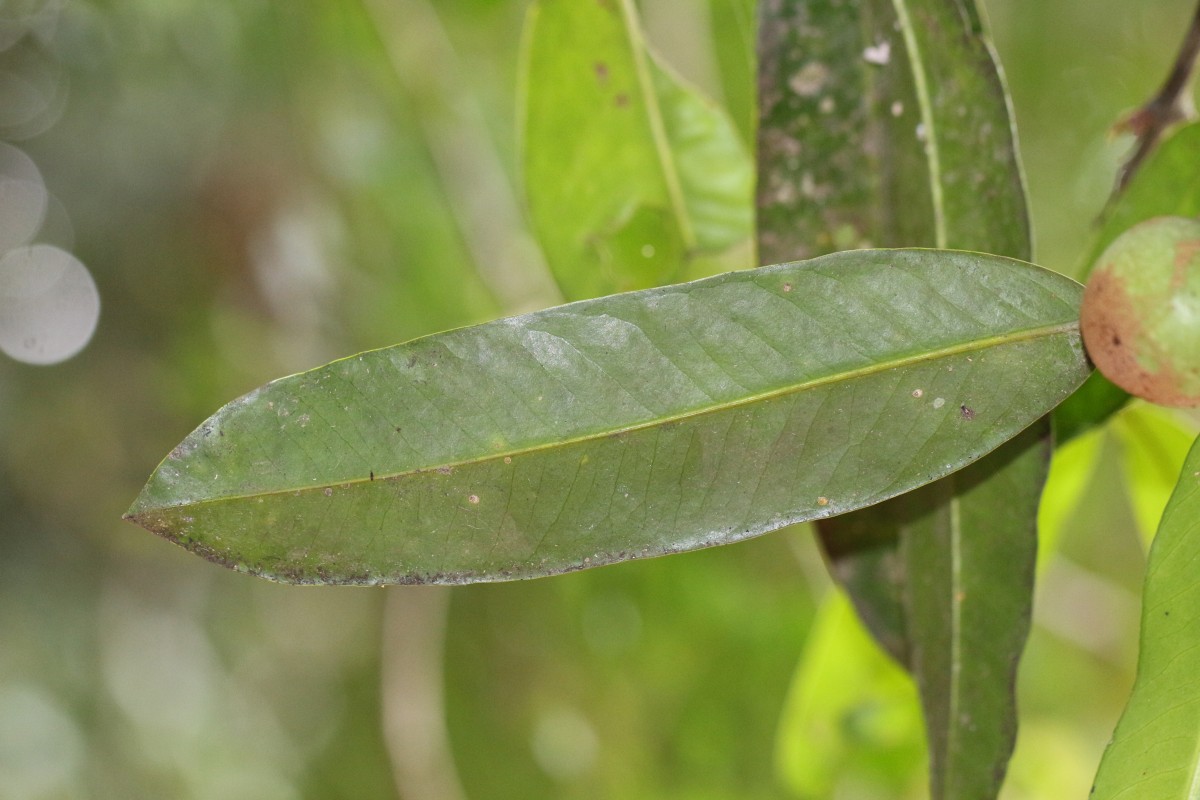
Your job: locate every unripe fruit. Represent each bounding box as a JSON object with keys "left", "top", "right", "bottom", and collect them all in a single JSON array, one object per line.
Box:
[{"left": 1080, "top": 216, "right": 1200, "bottom": 407}]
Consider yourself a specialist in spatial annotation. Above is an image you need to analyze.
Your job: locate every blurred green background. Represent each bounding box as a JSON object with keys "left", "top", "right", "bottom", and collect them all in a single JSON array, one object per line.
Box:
[{"left": 1, "top": 0, "right": 1197, "bottom": 797}]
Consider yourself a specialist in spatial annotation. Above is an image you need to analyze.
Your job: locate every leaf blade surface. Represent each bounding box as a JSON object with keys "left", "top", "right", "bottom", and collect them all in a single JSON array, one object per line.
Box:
[
  {"left": 1091, "top": 434, "right": 1200, "bottom": 799},
  {"left": 756, "top": 1, "right": 1045, "bottom": 796},
  {"left": 519, "top": 0, "right": 751, "bottom": 300},
  {"left": 127, "top": 250, "right": 1087, "bottom": 584}
]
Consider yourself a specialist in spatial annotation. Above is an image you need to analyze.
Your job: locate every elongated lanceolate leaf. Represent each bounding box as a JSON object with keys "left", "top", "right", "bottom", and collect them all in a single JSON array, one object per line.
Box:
[
  {"left": 900, "top": 423, "right": 1047, "bottom": 799},
  {"left": 519, "top": 0, "right": 752, "bottom": 301},
  {"left": 126, "top": 250, "right": 1088, "bottom": 584},
  {"left": 757, "top": 2, "right": 1043, "bottom": 797},
  {"left": 1091, "top": 434, "right": 1200, "bottom": 799}
]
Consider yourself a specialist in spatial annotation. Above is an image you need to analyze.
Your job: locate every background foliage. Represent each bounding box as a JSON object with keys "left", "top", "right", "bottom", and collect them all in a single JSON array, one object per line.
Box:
[{"left": 1, "top": 0, "right": 1198, "bottom": 797}]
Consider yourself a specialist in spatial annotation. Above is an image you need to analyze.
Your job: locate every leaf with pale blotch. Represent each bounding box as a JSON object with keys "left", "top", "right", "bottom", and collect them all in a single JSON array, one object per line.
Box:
[
  {"left": 1090, "top": 433, "right": 1200, "bottom": 799},
  {"left": 757, "top": 1, "right": 1045, "bottom": 797},
  {"left": 126, "top": 250, "right": 1087, "bottom": 585}
]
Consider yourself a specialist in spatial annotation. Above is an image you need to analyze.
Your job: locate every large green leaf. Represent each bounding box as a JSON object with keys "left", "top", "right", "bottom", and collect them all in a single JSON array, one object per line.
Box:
[
  {"left": 1054, "top": 121, "right": 1200, "bottom": 443},
  {"left": 519, "top": 0, "right": 752, "bottom": 300},
  {"left": 1090, "top": 433, "right": 1200, "bottom": 799},
  {"left": 126, "top": 250, "right": 1087, "bottom": 584},
  {"left": 757, "top": 1, "right": 1043, "bottom": 796}
]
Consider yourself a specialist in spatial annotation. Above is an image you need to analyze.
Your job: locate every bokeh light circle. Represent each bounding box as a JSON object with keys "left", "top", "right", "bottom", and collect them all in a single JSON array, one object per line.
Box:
[
  {"left": 0, "top": 141, "right": 47, "bottom": 251},
  {"left": 0, "top": 244, "right": 99, "bottom": 364}
]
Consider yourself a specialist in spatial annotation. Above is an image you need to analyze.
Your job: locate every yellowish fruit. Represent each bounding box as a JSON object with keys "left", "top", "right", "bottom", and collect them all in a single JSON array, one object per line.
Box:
[{"left": 1080, "top": 216, "right": 1200, "bottom": 407}]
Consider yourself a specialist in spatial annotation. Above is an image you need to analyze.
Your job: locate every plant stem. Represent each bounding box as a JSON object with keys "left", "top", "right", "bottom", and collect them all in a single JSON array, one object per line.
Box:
[{"left": 1113, "top": 0, "right": 1200, "bottom": 193}]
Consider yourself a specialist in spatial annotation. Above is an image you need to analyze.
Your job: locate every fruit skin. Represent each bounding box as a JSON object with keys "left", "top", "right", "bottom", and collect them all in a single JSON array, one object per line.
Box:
[{"left": 1080, "top": 216, "right": 1200, "bottom": 407}]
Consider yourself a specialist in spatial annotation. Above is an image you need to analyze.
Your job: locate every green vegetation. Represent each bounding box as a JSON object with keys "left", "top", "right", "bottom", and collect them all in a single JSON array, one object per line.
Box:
[{"left": 3, "top": 0, "right": 1199, "bottom": 797}]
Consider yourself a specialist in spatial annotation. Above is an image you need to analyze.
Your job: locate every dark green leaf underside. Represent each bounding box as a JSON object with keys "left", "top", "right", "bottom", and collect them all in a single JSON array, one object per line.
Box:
[{"left": 127, "top": 250, "right": 1087, "bottom": 585}]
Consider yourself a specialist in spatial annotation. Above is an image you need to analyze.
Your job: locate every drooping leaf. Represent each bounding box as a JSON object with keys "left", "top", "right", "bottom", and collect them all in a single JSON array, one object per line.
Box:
[
  {"left": 1054, "top": 121, "right": 1200, "bottom": 442},
  {"left": 775, "top": 590, "right": 926, "bottom": 799},
  {"left": 757, "top": 1, "right": 1043, "bottom": 796},
  {"left": 1090, "top": 433, "right": 1200, "bottom": 799},
  {"left": 900, "top": 424, "right": 1048, "bottom": 800},
  {"left": 519, "top": 0, "right": 752, "bottom": 301},
  {"left": 126, "top": 250, "right": 1088, "bottom": 584}
]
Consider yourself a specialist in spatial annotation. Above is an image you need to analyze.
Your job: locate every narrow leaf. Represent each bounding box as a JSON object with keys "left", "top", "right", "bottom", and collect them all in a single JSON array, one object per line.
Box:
[
  {"left": 900, "top": 424, "right": 1048, "bottom": 799},
  {"left": 519, "top": 0, "right": 751, "bottom": 300},
  {"left": 126, "top": 250, "right": 1087, "bottom": 584},
  {"left": 757, "top": 1, "right": 1044, "bottom": 796},
  {"left": 1091, "top": 433, "right": 1200, "bottom": 799},
  {"left": 1054, "top": 121, "right": 1200, "bottom": 442},
  {"left": 706, "top": 0, "right": 757, "bottom": 149}
]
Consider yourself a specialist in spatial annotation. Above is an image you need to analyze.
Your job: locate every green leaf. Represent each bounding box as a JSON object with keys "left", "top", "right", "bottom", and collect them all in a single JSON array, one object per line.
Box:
[
  {"left": 126, "top": 250, "right": 1088, "bottom": 584},
  {"left": 775, "top": 590, "right": 926, "bottom": 798},
  {"left": 1112, "top": 405, "right": 1199, "bottom": 546},
  {"left": 706, "top": 0, "right": 757, "bottom": 149},
  {"left": 1036, "top": 426, "right": 1104, "bottom": 570},
  {"left": 900, "top": 424, "right": 1048, "bottom": 799},
  {"left": 1054, "top": 121, "right": 1200, "bottom": 441},
  {"left": 519, "top": 0, "right": 752, "bottom": 301},
  {"left": 1090, "top": 433, "right": 1200, "bottom": 799},
  {"left": 756, "top": 1, "right": 1042, "bottom": 796}
]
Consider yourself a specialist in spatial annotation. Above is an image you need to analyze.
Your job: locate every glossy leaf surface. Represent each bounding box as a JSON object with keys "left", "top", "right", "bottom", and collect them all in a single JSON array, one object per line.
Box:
[
  {"left": 1091, "top": 433, "right": 1200, "bottom": 799},
  {"left": 127, "top": 250, "right": 1087, "bottom": 584},
  {"left": 756, "top": 1, "right": 1043, "bottom": 796},
  {"left": 519, "top": 0, "right": 751, "bottom": 300}
]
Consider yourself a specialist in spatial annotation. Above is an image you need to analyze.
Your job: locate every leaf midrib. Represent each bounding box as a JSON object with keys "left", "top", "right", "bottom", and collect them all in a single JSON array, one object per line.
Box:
[
  {"left": 891, "top": 0, "right": 947, "bottom": 248},
  {"left": 132, "top": 320, "right": 1079, "bottom": 515}
]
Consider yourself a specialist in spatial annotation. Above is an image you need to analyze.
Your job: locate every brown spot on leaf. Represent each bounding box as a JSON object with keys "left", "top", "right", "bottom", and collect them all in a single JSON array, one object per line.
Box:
[
  {"left": 615, "top": 93, "right": 629, "bottom": 108},
  {"left": 1081, "top": 265, "right": 1200, "bottom": 406},
  {"left": 959, "top": 405, "right": 975, "bottom": 421}
]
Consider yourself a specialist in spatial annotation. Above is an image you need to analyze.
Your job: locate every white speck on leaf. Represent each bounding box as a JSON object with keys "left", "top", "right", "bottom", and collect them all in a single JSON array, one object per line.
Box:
[
  {"left": 933, "top": 397, "right": 946, "bottom": 409},
  {"left": 912, "top": 389, "right": 924, "bottom": 398},
  {"left": 862, "top": 41, "right": 891, "bottom": 65}
]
